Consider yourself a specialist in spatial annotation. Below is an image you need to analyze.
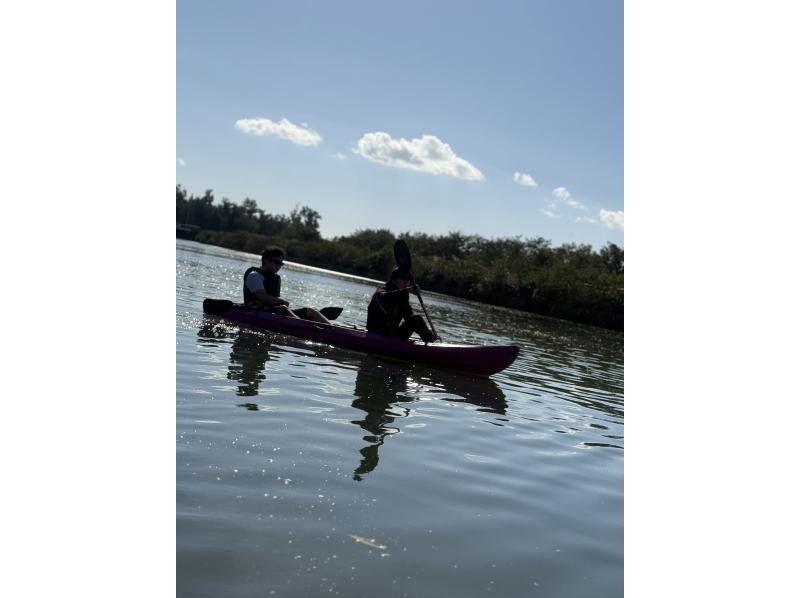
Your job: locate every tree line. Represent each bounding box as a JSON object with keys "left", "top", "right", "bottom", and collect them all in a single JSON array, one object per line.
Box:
[
  {"left": 177, "top": 185, "right": 323, "bottom": 241},
  {"left": 178, "top": 186, "right": 624, "bottom": 330}
]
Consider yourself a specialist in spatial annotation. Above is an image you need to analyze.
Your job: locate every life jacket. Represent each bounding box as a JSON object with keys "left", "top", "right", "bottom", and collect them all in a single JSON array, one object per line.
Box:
[
  {"left": 243, "top": 267, "right": 281, "bottom": 305},
  {"left": 366, "top": 287, "right": 411, "bottom": 335}
]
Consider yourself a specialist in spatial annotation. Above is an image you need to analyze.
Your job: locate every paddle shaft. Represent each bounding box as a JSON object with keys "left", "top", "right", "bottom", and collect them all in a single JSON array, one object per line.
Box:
[
  {"left": 412, "top": 282, "right": 440, "bottom": 341},
  {"left": 393, "top": 239, "right": 440, "bottom": 341}
]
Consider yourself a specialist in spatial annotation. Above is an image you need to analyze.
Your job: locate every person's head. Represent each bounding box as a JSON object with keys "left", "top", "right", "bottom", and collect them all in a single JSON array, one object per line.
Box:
[
  {"left": 386, "top": 268, "right": 412, "bottom": 290},
  {"left": 261, "top": 247, "right": 285, "bottom": 272}
]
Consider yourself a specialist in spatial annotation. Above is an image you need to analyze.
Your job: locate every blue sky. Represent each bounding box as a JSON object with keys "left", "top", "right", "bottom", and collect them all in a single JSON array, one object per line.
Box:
[{"left": 177, "top": 0, "right": 623, "bottom": 248}]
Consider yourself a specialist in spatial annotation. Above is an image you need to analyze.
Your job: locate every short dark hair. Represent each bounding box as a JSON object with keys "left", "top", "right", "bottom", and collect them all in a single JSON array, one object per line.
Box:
[
  {"left": 383, "top": 268, "right": 411, "bottom": 288},
  {"left": 262, "top": 246, "right": 285, "bottom": 264}
]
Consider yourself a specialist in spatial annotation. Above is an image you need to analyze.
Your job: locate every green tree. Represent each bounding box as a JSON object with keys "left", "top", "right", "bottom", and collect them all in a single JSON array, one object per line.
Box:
[
  {"left": 289, "top": 205, "right": 322, "bottom": 230},
  {"left": 600, "top": 243, "right": 624, "bottom": 274}
]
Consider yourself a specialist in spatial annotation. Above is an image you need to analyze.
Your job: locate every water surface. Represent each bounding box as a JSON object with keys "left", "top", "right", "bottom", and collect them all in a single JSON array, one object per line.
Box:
[{"left": 176, "top": 240, "right": 623, "bottom": 597}]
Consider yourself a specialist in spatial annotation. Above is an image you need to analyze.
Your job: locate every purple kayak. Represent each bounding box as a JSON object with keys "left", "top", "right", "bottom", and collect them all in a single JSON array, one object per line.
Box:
[{"left": 203, "top": 299, "right": 519, "bottom": 376}]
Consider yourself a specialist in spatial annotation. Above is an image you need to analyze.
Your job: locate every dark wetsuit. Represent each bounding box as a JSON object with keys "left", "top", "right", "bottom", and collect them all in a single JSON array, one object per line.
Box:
[
  {"left": 243, "top": 267, "right": 281, "bottom": 308},
  {"left": 367, "top": 287, "right": 433, "bottom": 342}
]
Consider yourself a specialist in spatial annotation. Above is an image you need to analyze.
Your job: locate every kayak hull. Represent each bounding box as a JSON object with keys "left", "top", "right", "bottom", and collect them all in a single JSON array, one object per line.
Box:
[{"left": 203, "top": 299, "right": 519, "bottom": 376}]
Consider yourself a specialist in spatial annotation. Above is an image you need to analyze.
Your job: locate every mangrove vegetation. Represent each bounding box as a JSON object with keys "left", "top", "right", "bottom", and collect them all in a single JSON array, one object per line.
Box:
[{"left": 177, "top": 186, "right": 623, "bottom": 330}]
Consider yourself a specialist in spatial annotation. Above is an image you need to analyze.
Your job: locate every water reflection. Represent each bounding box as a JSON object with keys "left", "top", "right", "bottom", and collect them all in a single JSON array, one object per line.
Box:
[
  {"left": 349, "top": 361, "right": 508, "bottom": 480},
  {"left": 196, "top": 320, "right": 235, "bottom": 346},
  {"left": 227, "top": 331, "right": 272, "bottom": 397},
  {"left": 198, "top": 318, "right": 510, "bottom": 482},
  {"left": 197, "top": 323, "right": 273, "bottom": 398},
  {"left": 415, "top": 369, "right": 508, "bottom": 416},
  {"left": 351, "top": 362, "right": 414, "bottom": 481}
]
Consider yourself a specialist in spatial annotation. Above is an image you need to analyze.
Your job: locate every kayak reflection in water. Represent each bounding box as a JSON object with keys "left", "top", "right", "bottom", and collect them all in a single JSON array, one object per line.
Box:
[
  {"left": 350, "top": 363, "right": 414, "bottom": 481},
  {"left": 243, "top": 247, "right": 330, "bottom": 323},
  {"left": 366, "top": 268, "right": 433, "bottom": 343}
]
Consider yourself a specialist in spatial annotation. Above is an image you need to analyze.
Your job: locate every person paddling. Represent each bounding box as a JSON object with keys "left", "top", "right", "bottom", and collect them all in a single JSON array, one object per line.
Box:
[
  {"left": 244, "top": 247, "right": 330, "bottom": 323},
  {"left": 366, "top": 268, "right": 434, "bottom": 342}
]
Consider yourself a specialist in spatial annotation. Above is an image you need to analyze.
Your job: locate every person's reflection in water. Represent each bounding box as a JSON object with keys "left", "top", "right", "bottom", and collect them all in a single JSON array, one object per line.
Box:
[
  {"left": 227, "top": 330, "right": 272, "bottom": 398},
  {"left": 349, "top": 361, "right": 511, "bottom": 480},
  {"left": 351, "top": 362, "right": 415, "bottom": 481}
]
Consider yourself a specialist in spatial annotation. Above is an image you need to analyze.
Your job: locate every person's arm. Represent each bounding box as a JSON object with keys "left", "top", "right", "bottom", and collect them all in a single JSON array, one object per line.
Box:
[
  {"left": 251, "top": 288, "right": 289, "bottom": 307},
  {"left": 400, "top": 291, "right": 413, "bottom": 319},
  {"left": 245, "top": 272, "right": 289, "bottom": 307},
  {"left": 372, "top": 289, "right": 388, "bottom": 311}
]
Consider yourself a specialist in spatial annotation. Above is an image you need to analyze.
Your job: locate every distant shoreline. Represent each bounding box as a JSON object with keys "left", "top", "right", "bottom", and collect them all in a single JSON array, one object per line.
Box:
[
  {"left": 177, "top": 184, "right": 622, "bottom": 331},
  {"left": 181, "top": 232, "right": 623, "bottom": 332}
]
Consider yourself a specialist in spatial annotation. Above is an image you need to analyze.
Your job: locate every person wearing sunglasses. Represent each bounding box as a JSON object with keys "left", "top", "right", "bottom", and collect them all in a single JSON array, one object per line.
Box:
[{"left": 243, "top": 246, "right": 330, "bottom": 323}]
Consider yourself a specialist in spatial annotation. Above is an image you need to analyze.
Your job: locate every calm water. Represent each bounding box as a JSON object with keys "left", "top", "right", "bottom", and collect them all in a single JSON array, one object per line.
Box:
[{"left": 176, "top": 239, "right": 624, "bottom": 597}]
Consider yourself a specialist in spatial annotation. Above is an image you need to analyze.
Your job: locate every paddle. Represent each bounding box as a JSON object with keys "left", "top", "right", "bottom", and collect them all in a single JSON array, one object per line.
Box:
[
  {"left": 203, "top": 299, "right": 343, "bottom": 321},
  {"left": 295, "top": 306, "right": 344, "bottom": 321},
  {"left": 319, "top": 307, "right": 344, "bottom": 320},
  {"left": 392, "top": 240, "right": 440, "bottom": 341}
]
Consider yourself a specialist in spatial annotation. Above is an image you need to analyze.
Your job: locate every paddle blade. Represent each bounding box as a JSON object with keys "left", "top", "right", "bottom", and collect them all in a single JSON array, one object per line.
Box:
[
  {"left": 203, "top": 298, "right": 234, "bottom": 315},
  {"left": 319, "top": 306, "right": 344, "bottom": 321},
  {"left": 294, "top": 306, "right": 344, "bottom": 321},
  {"left": 393, "top": 239, "right": 412, "bottom": 272}
]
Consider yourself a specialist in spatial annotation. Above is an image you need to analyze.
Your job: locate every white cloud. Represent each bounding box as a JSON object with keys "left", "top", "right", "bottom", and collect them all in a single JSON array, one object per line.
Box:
[
  {"left": 552, "top": 186, "right": 588, "bottom": 211},
  {"left": 177, "top": 158, "right": 186, "bottom": 167},
  {"left": 332, "top": 152, "right": 348, "bottom": 161},
  {"left": 599, "top": 209, "right": 624, "bottom": 230},
  {"left": 235, "top": 117, "right": 323, "bottom": 146},
  {"left": 353, "top": 132, "right": 485, "bottom": 181},
  {"left": 576, "top": 216, "right": 597, "bottom": 224},
  {"left": 540, "top": 208, "right": 559, "bottom": 219},
  {"left": 513, "top": 171, "right": 538, "bottom": 188}
]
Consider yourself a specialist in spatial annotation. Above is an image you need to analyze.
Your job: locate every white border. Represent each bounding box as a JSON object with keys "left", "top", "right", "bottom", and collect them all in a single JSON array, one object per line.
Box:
[{"left": 4, "top": 1, "right": 175, "bottom": 595}]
